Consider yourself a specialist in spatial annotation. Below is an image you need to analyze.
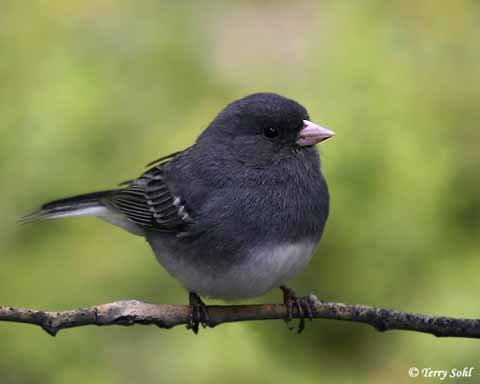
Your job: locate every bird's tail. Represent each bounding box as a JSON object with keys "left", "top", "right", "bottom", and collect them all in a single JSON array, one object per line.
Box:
[{"left": 20, "top": 190, "right": 114, "bottom": 224}]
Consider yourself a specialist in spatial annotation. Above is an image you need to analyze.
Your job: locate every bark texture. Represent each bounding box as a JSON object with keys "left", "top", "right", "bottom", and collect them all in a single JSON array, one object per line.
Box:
[{"left": 1, "top": 295, "right": 479, "bottom": 338}]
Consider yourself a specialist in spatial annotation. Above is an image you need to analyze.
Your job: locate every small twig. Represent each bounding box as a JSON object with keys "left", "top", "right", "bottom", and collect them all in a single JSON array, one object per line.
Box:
[{"left": 1, "top": 295, "right": 479, "bottom": 338}]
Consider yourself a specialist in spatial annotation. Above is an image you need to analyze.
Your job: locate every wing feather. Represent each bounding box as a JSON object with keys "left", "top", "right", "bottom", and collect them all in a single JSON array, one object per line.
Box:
[{"left": 106, "top": 150, "right": 193, "bottom": 234}]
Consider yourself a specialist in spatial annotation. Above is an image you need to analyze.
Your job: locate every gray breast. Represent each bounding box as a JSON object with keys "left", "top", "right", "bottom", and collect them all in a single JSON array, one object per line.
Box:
[{"left": 148, "top": 235, "right": 317, "bottom": 300}]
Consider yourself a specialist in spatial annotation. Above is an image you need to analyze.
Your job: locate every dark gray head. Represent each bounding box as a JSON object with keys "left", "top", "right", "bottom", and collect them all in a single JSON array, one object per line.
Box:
[{"left": 198, "top": 93, "right": 334, "bottom": 167}]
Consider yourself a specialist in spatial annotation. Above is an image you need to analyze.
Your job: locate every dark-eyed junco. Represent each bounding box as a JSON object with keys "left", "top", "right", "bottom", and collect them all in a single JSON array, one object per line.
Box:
[{"left": 22, "top": 93, "right": 335, "bottom": 333}]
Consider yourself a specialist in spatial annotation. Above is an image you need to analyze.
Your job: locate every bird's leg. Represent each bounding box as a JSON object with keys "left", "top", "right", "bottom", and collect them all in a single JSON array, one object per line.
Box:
[
  {"left": 187, "top": 291, "right": 210, "bottom": 334},
  {"left": 280, "top": 286, "right": 314, "bottom": 333}
]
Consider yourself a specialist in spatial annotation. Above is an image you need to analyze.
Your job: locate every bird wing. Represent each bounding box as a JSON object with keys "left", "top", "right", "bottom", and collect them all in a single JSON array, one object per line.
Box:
[{"left": 107, "top": 151, "right": 193, "bottom": 235}]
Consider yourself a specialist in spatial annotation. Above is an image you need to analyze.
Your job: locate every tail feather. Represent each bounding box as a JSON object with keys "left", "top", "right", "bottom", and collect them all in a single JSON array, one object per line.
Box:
[{"left": 20, "top": 190, "right": 113, "bottom": 224}]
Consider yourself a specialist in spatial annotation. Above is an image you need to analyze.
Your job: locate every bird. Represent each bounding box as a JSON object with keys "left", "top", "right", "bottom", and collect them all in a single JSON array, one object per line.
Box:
[{"left": 21, "top": 92, "right": 335, "bottom": 333}]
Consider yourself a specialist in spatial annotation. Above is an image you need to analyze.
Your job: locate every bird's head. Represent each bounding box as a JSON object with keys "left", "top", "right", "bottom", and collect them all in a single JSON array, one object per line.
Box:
[{"left": 199, "top": 93, "right": 335, "bottom": 167}]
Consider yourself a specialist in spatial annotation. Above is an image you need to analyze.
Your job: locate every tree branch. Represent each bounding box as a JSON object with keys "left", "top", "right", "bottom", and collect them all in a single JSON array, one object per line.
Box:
[{"left": 1, "top": 295, "right": 479, "bottom": 338}]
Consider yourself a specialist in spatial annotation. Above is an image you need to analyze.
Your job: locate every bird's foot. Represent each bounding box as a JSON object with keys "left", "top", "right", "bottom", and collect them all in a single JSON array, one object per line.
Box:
[
  {"left": 187, "top": 291, "right": 210, "bottom": 334},
  {"left": 280, "top": 286, "right": 314, "bottom": 333}
]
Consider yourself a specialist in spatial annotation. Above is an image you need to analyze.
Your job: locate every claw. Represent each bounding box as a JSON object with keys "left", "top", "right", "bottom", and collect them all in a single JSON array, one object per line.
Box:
[
  {"left": 280, "top": 286, "right": 315, "bottom": 333},
  {"left": 187, "top": 291, "right": 210, "bottom": 334}
]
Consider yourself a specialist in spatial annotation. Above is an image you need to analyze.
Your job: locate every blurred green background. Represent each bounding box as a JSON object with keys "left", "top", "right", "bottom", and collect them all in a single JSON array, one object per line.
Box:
[{"left": 1, "top": 1, "right": 479, "bottom": 383}]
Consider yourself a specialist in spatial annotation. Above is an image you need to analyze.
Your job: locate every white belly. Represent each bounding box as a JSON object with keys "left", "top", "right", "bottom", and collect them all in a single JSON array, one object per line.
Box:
[{"left": 153, "top": 241, "right": 317, "bottom": 300}]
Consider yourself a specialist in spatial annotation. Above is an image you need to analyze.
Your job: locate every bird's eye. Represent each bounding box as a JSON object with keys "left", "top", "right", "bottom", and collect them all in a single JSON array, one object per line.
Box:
[{"left": 264, "top": 127, "right": 279, "bottom": 138}]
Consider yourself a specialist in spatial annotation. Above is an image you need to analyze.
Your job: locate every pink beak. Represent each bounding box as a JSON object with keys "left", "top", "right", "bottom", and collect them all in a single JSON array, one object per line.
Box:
[{"left": 296, "top": 120, "right": 336, "bottom": 146}]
